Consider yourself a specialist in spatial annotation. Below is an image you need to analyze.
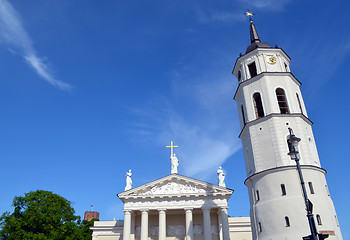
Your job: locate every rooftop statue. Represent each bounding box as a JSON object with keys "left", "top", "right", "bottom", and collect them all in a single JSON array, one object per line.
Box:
[
  {"left": 217, "top": 166, "right": 226, "bottom": 187},
  {"left": 166, "top": 141, "right": 179, "bottom": 174},
  {"left": 171, "top": 154, "right": 179, "bottom": 174},
  {"left": 125, "top": 169, "right": 132, "bottom": 191}
]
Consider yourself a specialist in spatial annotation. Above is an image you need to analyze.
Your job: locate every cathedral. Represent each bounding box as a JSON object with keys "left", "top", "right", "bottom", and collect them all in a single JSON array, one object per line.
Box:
[{"left": 91, "top": 19, "right": 343, "bottom": 240}]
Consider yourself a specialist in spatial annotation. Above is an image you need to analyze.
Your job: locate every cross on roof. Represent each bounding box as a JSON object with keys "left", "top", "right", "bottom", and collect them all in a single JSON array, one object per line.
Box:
[{"left": 166, "top": 141, "right": 178, "bottom": 156}]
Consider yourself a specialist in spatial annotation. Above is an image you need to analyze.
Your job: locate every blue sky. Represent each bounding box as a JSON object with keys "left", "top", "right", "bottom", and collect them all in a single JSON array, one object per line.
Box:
[{"left": 0, "top": 0, "right": 349, "bottom": 238}]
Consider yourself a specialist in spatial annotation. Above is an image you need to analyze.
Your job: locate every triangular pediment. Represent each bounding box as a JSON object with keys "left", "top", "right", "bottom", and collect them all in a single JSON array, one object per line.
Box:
[{"left": 118, "top": 174, "right": 233, "bottom": 201}]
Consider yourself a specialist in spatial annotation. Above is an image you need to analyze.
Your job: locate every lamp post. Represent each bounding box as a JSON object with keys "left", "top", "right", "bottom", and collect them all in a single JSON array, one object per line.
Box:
[{"left": 287, "top": 128, "right": 328, "bottom": 240}]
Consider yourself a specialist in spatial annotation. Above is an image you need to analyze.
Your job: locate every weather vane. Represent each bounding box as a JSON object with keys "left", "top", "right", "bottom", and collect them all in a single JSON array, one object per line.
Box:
[{"left": 245, "top": 10, "right": 254, "bottom": 23}]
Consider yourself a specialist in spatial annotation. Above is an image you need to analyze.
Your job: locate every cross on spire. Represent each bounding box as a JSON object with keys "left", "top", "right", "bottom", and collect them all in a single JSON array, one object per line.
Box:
[
  {"left": 245, "top": 10, "right": 254, "bottom": 23},
  {"left": 166, "top": 141, "right": 178, "bottom": 156}
]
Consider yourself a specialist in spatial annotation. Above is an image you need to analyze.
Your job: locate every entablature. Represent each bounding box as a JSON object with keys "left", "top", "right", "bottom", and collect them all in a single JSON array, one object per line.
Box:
[{"left": 123, "top": 196, "right": 229, "bottom": 211}]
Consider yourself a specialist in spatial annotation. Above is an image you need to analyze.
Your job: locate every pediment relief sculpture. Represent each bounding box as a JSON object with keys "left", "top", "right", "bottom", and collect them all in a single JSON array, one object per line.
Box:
[{"left": 139, "top": 181, "right": 207, "bottom": 196}]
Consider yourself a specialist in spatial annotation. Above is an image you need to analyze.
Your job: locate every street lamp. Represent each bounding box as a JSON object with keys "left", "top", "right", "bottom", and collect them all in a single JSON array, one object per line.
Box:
[{"left": 287, "top": 128, "right": 328, "bottom": 240}]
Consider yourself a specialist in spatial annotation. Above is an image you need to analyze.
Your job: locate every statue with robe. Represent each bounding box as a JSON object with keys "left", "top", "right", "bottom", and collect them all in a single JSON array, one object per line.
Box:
[
  {"left": 125, "top": 169, "right": 132, "bottom": 191},
  {"left": 171, "top": 154, "right": 179, "bottom": 174},
  {"left": 217, "top": 166, "right": 226, "bottom": 187}
]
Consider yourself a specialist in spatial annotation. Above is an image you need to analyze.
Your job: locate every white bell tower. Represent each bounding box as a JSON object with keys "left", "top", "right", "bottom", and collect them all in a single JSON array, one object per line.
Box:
[{"left": 232, "top": 20, "right": 343, "bottom": 239}]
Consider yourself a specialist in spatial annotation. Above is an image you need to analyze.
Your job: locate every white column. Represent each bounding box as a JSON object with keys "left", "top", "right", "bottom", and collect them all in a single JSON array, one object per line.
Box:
[
  {"left": 158, "top": 209, "right": 166, "bottom": 240},
  {"left": 123, "top": 210, "right": 132, "bottom": 240},
  {"left": 141, "top": 209, "right": 149, "bottom": 240},
  {"left": 220, "top": 207, "right": 230, "bottom": 240},
  {"left": 185, "top": 208, "right": 193, "bottom": 240},
  {"left": 217, "top": 209, "right": 223, "bottom": 240},
  {"left": 202, "top": 207, "right": 212, "bottom": 240},
  {"left": 130, "top": 212, "right": 136, "bottom": 240}
]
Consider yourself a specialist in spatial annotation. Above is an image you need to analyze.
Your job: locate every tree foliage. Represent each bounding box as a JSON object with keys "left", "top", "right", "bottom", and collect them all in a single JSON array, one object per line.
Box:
[{"left": 0, "top": 190, "right": 94, "bottom": 240}]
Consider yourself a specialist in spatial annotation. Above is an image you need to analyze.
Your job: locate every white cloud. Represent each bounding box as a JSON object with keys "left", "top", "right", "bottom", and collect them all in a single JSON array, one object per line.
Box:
[
  {"left": 129, "top": 65, "right": 241, "bottom": 179},
  {"left": 196, "top": 10, "right": 245, "bottom": 24},
  {"left": 0, "top": 0, "right": 71, "bottom": 90},
  {"left": 159, "top": 114, "right": 241, "bottom": 178},
  {"left": 238, "top": 0, "right": 291, "bottom": 11}
]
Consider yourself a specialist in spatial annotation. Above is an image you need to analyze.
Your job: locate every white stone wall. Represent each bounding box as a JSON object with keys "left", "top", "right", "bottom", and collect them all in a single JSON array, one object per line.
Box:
[{"left": 245, "top": 167, "right": 342, "bottom": 239}]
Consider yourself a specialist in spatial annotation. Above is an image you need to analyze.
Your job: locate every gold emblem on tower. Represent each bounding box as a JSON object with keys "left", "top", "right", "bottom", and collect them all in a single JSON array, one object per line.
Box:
[{"left": 266, "top": 55, "right": 277, "bottom": 64}]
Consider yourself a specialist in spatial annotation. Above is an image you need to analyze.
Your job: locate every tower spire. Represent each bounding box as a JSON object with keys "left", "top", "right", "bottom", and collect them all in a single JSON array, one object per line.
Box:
[
  {"left": 244, "top": 11, "right": 271, "bottom": 54},
  {"left": 250, "top": 21, "right": 261, "bottom": 44},
  {"left": 245, "top": 11, "right": 261, "bottom": 44}
]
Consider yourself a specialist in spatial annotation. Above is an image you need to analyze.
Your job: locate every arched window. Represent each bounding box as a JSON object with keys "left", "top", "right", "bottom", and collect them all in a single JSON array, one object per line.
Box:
[
  {"left": 241, "top": 105, "right": 246, "bottom": 125},
  {"left": 276, "top": 88, "right": 289, "bottom": 114},
  {"left": 248, "top": 62, "right": 257, "bottom": 78},
  {"left": 285, "top": 216, "right": 290, "bottom": 227},
  {"left": 238, "top": 71, "right": 242, "bottom": 81},
  {"left": 253, "top": 93, "right": 265, "bottom": 119},
  {"left": 256, "top": 190, "right": 260, "bottom": 201},
  {"left": 296, "top": 93, "right": 303, "bottom": 114},
  {"left": 316, "top": 214, "right": 322, "bottom": 225},
  {"left": 258, "top": 222, "right": 262, "bottom": 232},
  {"left": 308, "top": 182, "right": 314, "bottom": 194},
  {"left": 281, "top": 184, "right": 286, "bottom": 196}
]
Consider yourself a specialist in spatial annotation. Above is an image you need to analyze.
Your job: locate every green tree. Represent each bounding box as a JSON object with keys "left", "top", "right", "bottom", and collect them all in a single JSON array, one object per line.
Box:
[
  {"left": 82, "top": 219, "right": 97, "bottom": 239},
  {"left": 0, "top": 190, "right": 90, "bottom": 240}
]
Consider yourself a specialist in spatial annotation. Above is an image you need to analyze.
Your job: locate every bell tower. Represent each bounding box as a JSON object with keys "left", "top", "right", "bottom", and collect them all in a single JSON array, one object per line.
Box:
[{"left": 232, "top": 20, "right": 343, "bottom": 239}]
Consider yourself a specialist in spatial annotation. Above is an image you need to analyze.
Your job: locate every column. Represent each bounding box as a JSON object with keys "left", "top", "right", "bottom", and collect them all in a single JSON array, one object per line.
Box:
[
  {"left": 220, "top": 207, "right": 230, "bottom": 240},
  {"left": 185, "top": 208, "right": 193, "bottom": 240},
  {"left": 202, "top": 207, "right": 212, "bottom": 240},
  {"left": 130, "top": 212, "right": 136, "bottom": 240},
  {"left": 141, "top": 209, "right": 149, "bottom": 240},
  {"left": 158, "top": 209, "right": 166, "bottom": 240},
  {"left": 123, "top": 210, "right": 132, "bottom": 240},
  {"left": 217, "top": 210, "right": 223, "bottom": 240}
]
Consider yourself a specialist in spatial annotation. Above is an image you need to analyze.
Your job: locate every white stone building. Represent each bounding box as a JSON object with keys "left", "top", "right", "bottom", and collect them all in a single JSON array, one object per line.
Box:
[
  {"left": 232, "top": 20, "right": 343, "bottom": 239},
  {"left": 91, "top": 171, "right": 252, "bottom": 240}
]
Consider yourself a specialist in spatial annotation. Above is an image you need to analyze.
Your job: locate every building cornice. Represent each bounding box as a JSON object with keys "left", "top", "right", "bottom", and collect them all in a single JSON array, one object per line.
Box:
[
  {"left": 232, "top": 47, "right": 291, "bottom": 76},
  {"left": 233, "top": 72, "right": 301, "bottom": 100},
  {"left": 238, "top": 113, "right": 313, "bottom": 138},
  {"left": 244, "top": 165, "right": 327, "bottom": 185}
]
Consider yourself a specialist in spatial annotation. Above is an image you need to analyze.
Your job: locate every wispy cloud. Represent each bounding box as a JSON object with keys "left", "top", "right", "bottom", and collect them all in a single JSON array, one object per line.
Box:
[
  {"left": 238, "top": 0, "right": 291, "bottom": 11},
  {"left": 128, "top": 64, "right": 241, "bottom": 179},
  {"left": 196, "top": 10, "right": 245, "bottom": 24},
  {"left": 0, "top": 0, "right": 71, "bottom": 90}
]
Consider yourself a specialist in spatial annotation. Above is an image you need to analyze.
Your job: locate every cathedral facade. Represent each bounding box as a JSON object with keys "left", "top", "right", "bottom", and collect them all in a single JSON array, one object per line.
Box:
[{"left": 91, "top": 172, "right": 252, "bottom": 240}]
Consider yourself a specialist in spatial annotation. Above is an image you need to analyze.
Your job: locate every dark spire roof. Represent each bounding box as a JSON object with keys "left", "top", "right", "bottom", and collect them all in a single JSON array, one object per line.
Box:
[
  {"left": 250, "top": 21, "right": 260, "bottom": 44},
  {"left": 246, "top": 21, "right": 271, "bottom": 54}
]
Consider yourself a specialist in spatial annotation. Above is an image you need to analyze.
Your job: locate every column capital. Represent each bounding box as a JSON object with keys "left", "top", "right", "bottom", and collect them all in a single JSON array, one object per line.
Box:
[
  {"left": 158, "top": 208, "right": 167, "bottom": 213},
  {"left": 184, "top": 207, "right": 193, "bottom": 212},
  {"left": 220, "top": 206, "right": 229, "bottom": 212},
  {"left": 140, "top": 208, "right": 149, "bottom": 213},
  {"left": 202, "top": 206, "right": 211, "bottom": 211},
  {"left": 123, "top": 209, "right": 132, "bottom": 214}
]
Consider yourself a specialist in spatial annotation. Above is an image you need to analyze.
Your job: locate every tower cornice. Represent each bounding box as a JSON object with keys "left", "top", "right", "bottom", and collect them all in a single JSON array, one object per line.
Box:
[
  {"left": 244, "top": 165, "right": 327, "bottom": 186},
  {"left": 232, "top": 47, "right": 291, "bottom": 77},
  {"left": 233, "top": 72, "right": 301, "bottom": 100},
  {"left": 238, "top": 113, "right": 313, "bottom": 139}
]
